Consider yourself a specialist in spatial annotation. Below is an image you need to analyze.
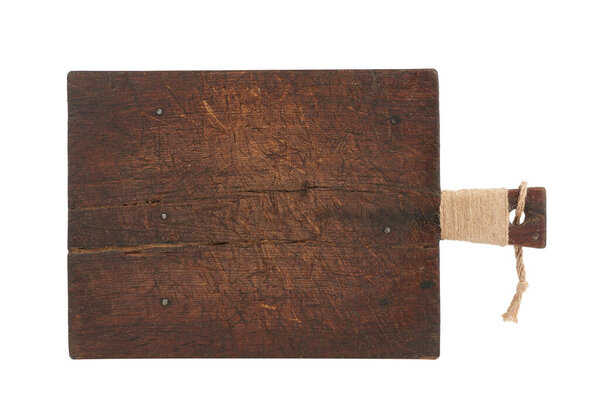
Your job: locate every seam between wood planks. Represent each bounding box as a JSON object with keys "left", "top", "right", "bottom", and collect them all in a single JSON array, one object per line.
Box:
[{"left": 68, "top": 240, "right": 438, "bottom": 255}]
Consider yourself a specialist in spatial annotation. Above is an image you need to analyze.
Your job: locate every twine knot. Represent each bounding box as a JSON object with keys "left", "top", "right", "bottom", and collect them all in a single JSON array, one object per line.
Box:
[{"left": 502, "top": 181, "right": 529, "bottom": 323}]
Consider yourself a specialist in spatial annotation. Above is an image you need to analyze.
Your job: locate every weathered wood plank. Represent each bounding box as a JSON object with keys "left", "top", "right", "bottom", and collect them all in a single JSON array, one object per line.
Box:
[
  {"left": 69, "top": 191, "right": 438, "bottom": 251},
  {"left": 69, "top": 245, "right": 439, "bottom": 358},
  {"left": 68, "top": 70, "right": 440, "bottom": 358},
  {"left": 68, "top": 70, "right": 439, "bottom": 209}
]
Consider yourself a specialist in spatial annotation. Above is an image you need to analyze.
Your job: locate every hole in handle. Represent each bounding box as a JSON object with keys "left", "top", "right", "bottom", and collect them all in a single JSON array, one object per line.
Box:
[{"left": 509, "top": 208, "right": 526, "bottom": 225}]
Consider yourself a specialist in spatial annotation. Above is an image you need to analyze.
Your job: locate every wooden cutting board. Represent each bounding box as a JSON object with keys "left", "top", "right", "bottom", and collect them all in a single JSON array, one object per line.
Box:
[{"left": 68, "top": 70, "right": 440, "bottom": 358}]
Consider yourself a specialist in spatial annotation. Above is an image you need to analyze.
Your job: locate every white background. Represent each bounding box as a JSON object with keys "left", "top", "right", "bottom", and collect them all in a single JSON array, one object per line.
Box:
[{"left": 2, "top": 1, "right": 598, "bottom": 411}]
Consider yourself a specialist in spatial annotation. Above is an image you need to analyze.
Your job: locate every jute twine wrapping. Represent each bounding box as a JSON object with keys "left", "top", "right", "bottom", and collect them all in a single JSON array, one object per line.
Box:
[
  {"left": 440, "top": 182, "right": 529, "bottom": 322},
  {"left": 440, "top": 188, "right": 509, "bottom": 246}
]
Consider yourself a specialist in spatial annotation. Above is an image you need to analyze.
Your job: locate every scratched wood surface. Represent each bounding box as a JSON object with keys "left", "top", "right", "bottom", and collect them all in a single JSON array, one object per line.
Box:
[{"left": 68, "top": 70, "right": 440, "bottom": 358}]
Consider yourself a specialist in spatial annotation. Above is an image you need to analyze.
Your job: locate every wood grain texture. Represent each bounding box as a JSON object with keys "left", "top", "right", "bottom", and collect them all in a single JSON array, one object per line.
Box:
[{"left": 68, "top": 70, "right": 440, "bottom": 358}]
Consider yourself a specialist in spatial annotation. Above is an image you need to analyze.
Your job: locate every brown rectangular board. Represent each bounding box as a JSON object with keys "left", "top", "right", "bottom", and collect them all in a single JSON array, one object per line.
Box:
[{"left": 68, "top": 70, "right": 440, "bottom": 358}]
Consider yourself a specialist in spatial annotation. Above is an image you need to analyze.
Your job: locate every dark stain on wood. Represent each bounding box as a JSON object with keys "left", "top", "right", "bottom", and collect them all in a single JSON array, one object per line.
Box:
[
  {"left": 420, "top": 280, "right": 435, "bottom": 289},
  {"left": 68, "top": 70, "right": 440, "bottom": 358}
]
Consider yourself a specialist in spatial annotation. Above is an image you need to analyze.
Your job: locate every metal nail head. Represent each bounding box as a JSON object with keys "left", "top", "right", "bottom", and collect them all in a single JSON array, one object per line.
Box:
[
  {"left": 161, "top": 213, "right": 168, "bottom": 220},
  {"left": 156, "top": 108, "right": 163, "bottom": 115},
  {"left": 383, "top": 226, "right": 391, "bottom": 234},
  {"left": 161, "top": 298, "right": 169, "bottom": 306}
]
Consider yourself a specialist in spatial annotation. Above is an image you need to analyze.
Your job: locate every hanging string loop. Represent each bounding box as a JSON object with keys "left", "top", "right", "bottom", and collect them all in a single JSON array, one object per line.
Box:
[{"left": 502, "top": 181, "right": 529, "bottom": 323}]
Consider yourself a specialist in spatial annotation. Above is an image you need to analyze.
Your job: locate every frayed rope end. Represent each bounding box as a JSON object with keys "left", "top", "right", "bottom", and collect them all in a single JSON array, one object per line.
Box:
[{"left": 501, "top": 280, "right": 528, "bottom": 323}]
